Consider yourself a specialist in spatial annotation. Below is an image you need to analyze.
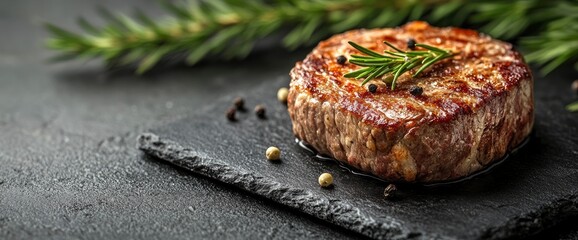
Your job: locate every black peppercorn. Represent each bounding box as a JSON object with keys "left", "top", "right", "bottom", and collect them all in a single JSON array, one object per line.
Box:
[
  {"left": 409, "top": 86, "right": 423, "bottom": 96},
  {"left": 226, "top": 107, "right": 236, "bottom": 121},
  {"left": 407, "top": 38, "right": 416, "bottom": 50},
  {"left": 255, "top": 105, "right": 266, "bottom": 119},
  {"left": 368, "top": 84, "right": 378, "bottom": 93},
  {"left": 572, "top": 79, "right": 578, "bottom": 95},
  {"left": 233, "top": 97, "right": 245, "bottom": 110},
  {"left": 336, "top": 55, "right": 347, "bottom": 65}
]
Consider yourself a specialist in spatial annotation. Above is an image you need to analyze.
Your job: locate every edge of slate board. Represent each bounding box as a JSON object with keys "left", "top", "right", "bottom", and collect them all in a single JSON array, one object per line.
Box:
[
  {"left": 137, "top": 133, "right": 433, "bottom": 240},
  {"left": 137, "top": 132, "right": 577, "bottom": 240}
]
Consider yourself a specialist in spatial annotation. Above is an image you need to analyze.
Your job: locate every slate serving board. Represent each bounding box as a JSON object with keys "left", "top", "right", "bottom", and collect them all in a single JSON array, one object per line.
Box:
[{"left": 138, "top": 76, "right": 578, "bottom": 239}]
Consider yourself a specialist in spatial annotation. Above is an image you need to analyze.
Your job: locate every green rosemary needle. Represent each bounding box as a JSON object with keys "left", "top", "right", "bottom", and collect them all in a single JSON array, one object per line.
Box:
[
  {"left": 344, "top": 41, "right": 454, "bottom": 90},
  {"left": 567, "top": 101, "right": 578, "bottom": 112}
]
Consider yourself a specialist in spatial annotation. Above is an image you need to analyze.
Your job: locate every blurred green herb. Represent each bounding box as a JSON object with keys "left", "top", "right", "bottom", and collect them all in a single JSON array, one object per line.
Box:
[
  {"left": 344, "top": 41, "right": 454, "bottom": 90},
  {"left": 45, "top": 0, "right": 577, "bottom": 75},
  {"left": 566, "top": 101, "right": 578, "bottom": 112},
  {"left": 46, "top": 0, "right": 427, "bottom": 74}
]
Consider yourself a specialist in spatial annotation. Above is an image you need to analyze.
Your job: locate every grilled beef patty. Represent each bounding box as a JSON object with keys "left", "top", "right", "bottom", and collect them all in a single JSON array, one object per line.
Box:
[{"left": 288, "top": 21, "right": 534, "bottom": 183}]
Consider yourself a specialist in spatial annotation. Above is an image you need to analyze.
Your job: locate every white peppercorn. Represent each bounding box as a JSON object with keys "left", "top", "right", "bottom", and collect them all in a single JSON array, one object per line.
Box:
[
  {"left": 277, "top": 87, "right": 289, "bottom": 103},
  {"left": 266, "top": 146, "right": 280, "bottom": 161},
  {"left": 318, "top": 173, "right": 333, "bottom": 187}
]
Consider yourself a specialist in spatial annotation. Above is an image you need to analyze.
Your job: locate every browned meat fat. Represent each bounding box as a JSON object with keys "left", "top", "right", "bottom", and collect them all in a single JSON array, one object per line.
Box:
[{"left": 287, "top": 21, "right": 534, "bottom": 183}]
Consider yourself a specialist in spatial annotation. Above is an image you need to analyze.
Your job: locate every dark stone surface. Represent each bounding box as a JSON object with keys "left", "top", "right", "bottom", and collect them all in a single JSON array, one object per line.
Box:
[
  {"left": 137, "top": 69, "right": 578, "bottom": 239},
  {"left": 1, "top": 0, "right": 577, "bottom": 239},
  {"left": 0, "top": 1, "right": 364, "bottom": 239},
  {"left": 138, "top": 133, "right": 410, "bottom": 240}
]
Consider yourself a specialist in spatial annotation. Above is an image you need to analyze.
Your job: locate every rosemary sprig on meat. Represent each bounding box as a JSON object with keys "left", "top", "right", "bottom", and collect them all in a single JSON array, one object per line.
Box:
[{"left": 344, "top": 41, "right": 454, "bottom": 90}]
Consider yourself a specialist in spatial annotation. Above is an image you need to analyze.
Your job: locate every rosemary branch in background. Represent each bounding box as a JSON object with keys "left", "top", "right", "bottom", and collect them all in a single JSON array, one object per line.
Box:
[
  {"left": 44, "top": 0, "right": 578, "bottom": 110},
  {"left": 45, "top": 0, "right": 578, "bottom": 75},
  {"left": 345, "top": 41, "right": 454, "bottom": 90},
  {"left": 45, "top": 0, "right": 423, "bottom": 74},
  {"left": 521, "top": 2, "right": 578, "bottom": 75}
]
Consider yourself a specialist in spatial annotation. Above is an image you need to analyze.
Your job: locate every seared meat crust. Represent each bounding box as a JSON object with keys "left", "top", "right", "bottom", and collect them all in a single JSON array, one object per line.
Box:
[{"left": 288, "top": 21, "right": 534, "bottom": 182}]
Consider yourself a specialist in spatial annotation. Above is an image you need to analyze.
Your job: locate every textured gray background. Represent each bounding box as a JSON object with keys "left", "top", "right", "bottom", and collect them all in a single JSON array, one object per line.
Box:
[{"left": 0, "top": 0, "right": 577, "bottom": 239}]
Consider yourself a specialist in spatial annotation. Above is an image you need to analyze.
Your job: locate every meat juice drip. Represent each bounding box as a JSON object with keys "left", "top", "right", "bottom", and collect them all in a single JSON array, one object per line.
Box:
[
  {"left": 294, "top": 136, "right": 531, "bottom": 188},
  {"left": 295, "top": 138, "right": 315, "bottom": 155}
]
